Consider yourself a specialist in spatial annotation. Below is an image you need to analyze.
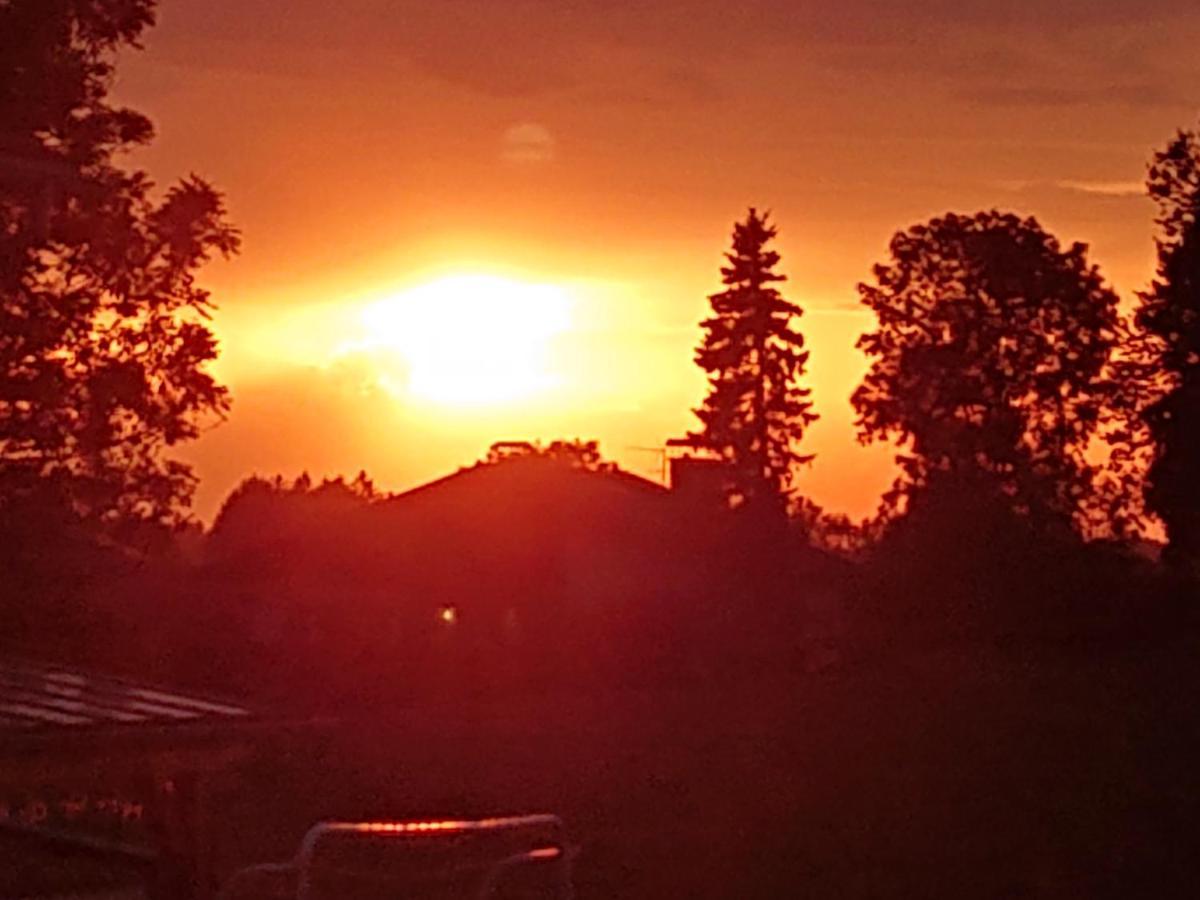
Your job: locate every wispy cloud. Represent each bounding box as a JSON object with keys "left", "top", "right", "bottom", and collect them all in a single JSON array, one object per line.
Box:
[
  {"left": 995, "top": 178, "right": 1146, "bottom": 200},
  {"left": 1055, "top": 179, "right": 1144, "bottom": 197},
  {"left": 501, "top": 123, "right": 556, "bottom": 164}
]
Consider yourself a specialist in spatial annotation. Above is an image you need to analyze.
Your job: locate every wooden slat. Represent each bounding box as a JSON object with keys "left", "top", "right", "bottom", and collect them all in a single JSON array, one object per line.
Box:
[{"left": 0, "top": 659, "right": 252, "bottom": 734}]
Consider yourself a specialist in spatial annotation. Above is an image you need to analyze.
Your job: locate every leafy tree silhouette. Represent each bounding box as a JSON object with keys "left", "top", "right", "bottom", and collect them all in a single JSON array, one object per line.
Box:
[
  {"left": 0, "top": 0, "right": 239, "bottom": 532},
  {"left": 1123, "top": 125, "right": 1200, "bottom": 576},
  {"left": 543, "top": 438, "right": 607, "bottom": 470},
  {"left": 485, "top": 438, "right": 613, "bottom": 471},
  {"left": 853, "top": 211, "right": 1122, "bottom": 534},
  {"left": 690, "top": 209, "right": 818, "bottom": 511}
]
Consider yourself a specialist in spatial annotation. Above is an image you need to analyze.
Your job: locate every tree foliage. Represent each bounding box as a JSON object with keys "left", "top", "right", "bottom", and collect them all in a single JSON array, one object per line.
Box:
[
  {"left": 691, "top": 208, "right": 818, "bottom": 508},
  {"left": 485, "top": 438, "right": 612, "bottom": 471},
  {"left": 210, "top": 471, "right": 384, "bottom": 552},
  {"left": 0, "top": 0, "right": 239, "bottom": 530},
  {"left": 853, "top": 211, "right": 1122, "bottom": 532},
  {"left": 1133, "top": 125, "right": 1200, "bottom": 573}
]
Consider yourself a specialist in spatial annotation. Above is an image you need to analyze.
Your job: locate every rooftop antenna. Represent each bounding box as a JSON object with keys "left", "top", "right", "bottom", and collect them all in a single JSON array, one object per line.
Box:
[{"left": 625, "top": 446, "right": 667, "bottom": 484}]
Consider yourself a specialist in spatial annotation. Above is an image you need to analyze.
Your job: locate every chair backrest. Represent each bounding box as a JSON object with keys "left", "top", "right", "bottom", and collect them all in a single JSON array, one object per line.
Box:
[{"left": 295, "top": 815, "right": 573, "bottom": 900}]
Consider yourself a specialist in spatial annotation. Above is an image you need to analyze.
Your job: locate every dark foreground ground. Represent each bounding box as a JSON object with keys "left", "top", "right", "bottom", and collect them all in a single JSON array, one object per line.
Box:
[{"left": 215, "top": 629, "right": 1200, "bottom": 899}]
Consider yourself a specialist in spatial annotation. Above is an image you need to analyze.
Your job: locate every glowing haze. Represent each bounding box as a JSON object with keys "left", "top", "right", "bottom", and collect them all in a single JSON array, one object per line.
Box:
[
  {"left": 349, "top": 276, "right": 572, "bottom": 407},
  {"left": 113, "top": 0, "right": 1200, "bottom": 521}
]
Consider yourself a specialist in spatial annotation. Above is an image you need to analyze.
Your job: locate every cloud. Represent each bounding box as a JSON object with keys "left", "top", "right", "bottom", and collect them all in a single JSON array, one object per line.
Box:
[
  {"left": 994, "top": 178, "right": 1148, "bottom": 203},
  {"left": 1055, "top": 180, "right": 1145, "bottom": 197},
  {"left": 501, "top": 123, "right": 556, "bottom": 163}
]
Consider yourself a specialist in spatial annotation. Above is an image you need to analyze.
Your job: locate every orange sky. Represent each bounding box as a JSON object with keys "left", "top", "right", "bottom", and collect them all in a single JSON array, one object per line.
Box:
[{"left": 112, "top": 0, "right": 1200, "bottom": 522}]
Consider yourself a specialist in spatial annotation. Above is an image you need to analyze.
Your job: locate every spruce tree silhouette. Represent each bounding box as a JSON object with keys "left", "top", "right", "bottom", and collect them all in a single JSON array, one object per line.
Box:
[
  {"left": 1134, "top": 125, "right": 1200, "bottom": 576},
  {"left": 0, "top": 0, "right": 239, "bottom": 532},
  {"left": 690, "top": 209, "right": 818, "bottom": 512},
  {"left": 853, "top": 211, "right": 1122, "bottom": 533}
]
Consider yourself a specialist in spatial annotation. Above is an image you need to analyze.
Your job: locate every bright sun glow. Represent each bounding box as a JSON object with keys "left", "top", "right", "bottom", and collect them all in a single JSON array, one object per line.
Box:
[{"left": 352, "top": 275, "right": 572, "bottom": 408}]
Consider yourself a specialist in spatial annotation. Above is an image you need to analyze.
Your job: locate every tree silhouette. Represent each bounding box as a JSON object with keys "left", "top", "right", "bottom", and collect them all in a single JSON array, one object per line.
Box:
[
  {"left": 209, "top": 471, "right": 385, "bottom": 557},
  {"left": 543, "top": 439, "right": 608, "bottom": 470},
  {"left": 485, "top": 438, "right": 613, "bottom": 471},
  {"left": 853, "top": 211, "right": 1121, "bottom": 532},
  {"left": 1133, "top": 125, "right": 1200, "bottom": 575},
  {"left": 690, "top": 209, "right": 818, "bottom": 509},
  {"left": 0, "top": 0, "right": 239, "bottom": 530}
]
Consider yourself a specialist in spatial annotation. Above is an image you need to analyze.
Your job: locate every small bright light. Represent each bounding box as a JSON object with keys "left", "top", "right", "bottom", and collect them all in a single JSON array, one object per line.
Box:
[
  {"left": 354, "top": 275, "right": 571, "bottom": 408},
  {"left": 439, "top": 605, "right": 458, "bottom": 625}
]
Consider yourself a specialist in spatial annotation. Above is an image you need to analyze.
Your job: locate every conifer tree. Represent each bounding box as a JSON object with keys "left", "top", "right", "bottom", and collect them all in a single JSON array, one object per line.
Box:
[
  {"left": 1133, "top": 125, "right": 1200, "bottom": 574},
  {"left": 691, "top": 209, "right": 818, "bottom": 508}
]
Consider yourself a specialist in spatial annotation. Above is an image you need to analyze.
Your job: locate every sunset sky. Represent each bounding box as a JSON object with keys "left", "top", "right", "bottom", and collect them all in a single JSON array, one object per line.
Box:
[{"left": 113, "top": 0, "right": 1200, "bottom": 522}]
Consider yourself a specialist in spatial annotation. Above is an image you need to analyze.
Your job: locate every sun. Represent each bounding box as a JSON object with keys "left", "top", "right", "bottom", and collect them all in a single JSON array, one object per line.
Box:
[{"left": 355, "top": 275, "right": 572, "bottom": 408}]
